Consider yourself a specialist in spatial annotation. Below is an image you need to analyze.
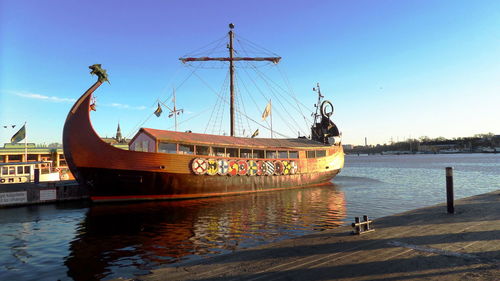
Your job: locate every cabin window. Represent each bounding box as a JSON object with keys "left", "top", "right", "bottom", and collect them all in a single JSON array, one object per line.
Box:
[
  {"left": 17, "top": 166, "right": 24, "bottom": 174},
  {"left": 266, "top": 150, "right": 277, "bottom": 159},
  {"left": 306, "top": 151, "right": 315, "bottom": 158},
  {"left": 142, "top": 141, "right": 149, "bottom": 152},
  {"left": 24, "top": 166, "right": 30, "bottom": 174},
  {"left": 134, "top": 142, "right": 142, "bottom": 152},
  {"left": 158, "top": 142, "right": 177, "bottom": 154},
  {"left": 213, "top": 147, "right": 226, "bottom": 157},
  {"left": 196, "top": 146, "right": 210, "bottom": 155},
  {"left": 316, "top": 150, "right": 326, "bottom": 157},
  {"left": 9, "top": 167, "right": 15, "bottom": 175},
  {"left": 240, "top": 149, "right": 252, "bottom": 158},
  {"left": 289, "top": 151, "right": 299, "bottom": 159},
  {"left": 178, "top": 144, "right": 194, "bottom": 154},
  {"left": 9, "top": 155, "right": 21, "bottom": 161},
  {"left": 278, "top": 151, "right": 288, "bottom": 158},
  {"left": 226, "top": 148, "right": 239, "bottom": 158},
  {"left": 253, "top": 150, "right": 265, "bottom": 158},
  {"left": 1, "top": 167, "right": 7, "bottom": 175},
  {"left": 28, "top": 154, "right": 38, "bottom": 161}
]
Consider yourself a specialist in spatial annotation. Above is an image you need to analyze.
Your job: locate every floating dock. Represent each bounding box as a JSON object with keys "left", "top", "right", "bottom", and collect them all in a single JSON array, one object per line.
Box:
[
  {"left": 138, "top": 190, "right": 500, "bottom": 281},
  {"left": 0, "top": 180, "right": 88, "bottom": 207}
]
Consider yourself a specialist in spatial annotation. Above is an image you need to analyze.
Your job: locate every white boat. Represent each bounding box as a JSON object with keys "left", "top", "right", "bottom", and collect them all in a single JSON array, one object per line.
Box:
[{"left": 0, "top": 161, "right": 61, "bottom": 184}]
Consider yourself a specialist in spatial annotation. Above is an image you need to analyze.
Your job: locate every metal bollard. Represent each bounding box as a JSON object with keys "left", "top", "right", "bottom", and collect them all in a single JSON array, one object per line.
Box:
[{"left": 446, "top": 167, "right": 454, "bottom": 214}]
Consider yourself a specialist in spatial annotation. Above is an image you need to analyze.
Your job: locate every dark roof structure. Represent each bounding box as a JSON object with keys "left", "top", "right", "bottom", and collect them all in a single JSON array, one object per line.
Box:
[{"left": 134, "top": 128, "right": 328, "bottom": 149}]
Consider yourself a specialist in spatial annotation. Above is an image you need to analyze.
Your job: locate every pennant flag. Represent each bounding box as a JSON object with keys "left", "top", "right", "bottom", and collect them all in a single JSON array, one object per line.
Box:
[
  {"left": 261, "top": 101, "right": 271, "bottom": 120},
  {"left": 251, "top": 129, "right": 259, "bottom": 138},
  {"left": 154, "top": 103, "right": 163, "bottom": 117},
  {"left": 3, "top": 126, "right": 6, "bottom": 128},
  {"left": 11, "top": 125, "right": 26, "bottom": 143},
  {"left": 12, "top": 125, "right": 16, "bottom": 128},
  {"left": 90, "top": 103, "right": 97, "bottom": 111}
]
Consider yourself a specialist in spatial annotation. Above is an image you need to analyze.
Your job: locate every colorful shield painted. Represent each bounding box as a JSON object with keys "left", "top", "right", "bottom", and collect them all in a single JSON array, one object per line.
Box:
[
  {"left": 274, "top": 161, "right": 284, "bottom": 175},
  {"left": 217, "top": 159, "right": 229, "bottom": 175},
  {"left": 282, "top": 160, "right": 292, "bottom": 175},
  {"left": 228, "top": 160, "right": 239, "bottom": 176},
  {"left": 256, "top": 160, "right": 264, "bottom": 176},
  {"left": 191, "top": 158, "right": 207, "bottom": 175},
  {"left": 264, "top": 161, "right": 274, "bottom": 176},
  {"left": 290, "top": 161, "right": 298, "bottom": 175},
  {"left": 237, "top": 160, "right": 248, "bottom": 176},
  {"left": 206, "top": 159, "right": 218, "bottom": 176},
  {"left": 247, "top": 160, "right": 258, "bottom": 176}
]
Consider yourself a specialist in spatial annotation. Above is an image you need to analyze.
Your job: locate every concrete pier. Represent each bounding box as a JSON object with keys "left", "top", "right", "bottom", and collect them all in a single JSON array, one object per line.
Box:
[
  {"left": 0, "top": 180, "right": 88, "bottom": 207},
  {"left": 138, "top": 190, "right": 500, "bottom": 281}
]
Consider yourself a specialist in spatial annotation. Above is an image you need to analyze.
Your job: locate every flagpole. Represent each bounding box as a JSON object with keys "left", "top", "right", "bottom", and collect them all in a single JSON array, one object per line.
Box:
[{"left": 24, "top": 122, "right": 27, "bottom": 162}]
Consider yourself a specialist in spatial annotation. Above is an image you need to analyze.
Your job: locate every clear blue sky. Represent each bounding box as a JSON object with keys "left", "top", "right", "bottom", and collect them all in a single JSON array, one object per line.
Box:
[{"left": 1, "top": 0, "right": 499, "bottom": 146}]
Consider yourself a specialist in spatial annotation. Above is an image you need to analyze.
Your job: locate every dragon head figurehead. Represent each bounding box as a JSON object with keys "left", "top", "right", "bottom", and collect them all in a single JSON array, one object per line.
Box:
[{"left": 89, "top": 64, "right": 109, "bottom": 83}]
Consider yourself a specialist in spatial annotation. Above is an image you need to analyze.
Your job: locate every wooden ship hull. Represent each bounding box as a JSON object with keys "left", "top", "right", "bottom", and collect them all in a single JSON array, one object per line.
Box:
[{"left": 63, "top": 79, "right": 344, "bottom": 202}]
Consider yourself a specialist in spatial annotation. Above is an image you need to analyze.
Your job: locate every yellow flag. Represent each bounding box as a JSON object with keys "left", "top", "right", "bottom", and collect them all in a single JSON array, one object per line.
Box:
[{"left": 261, "top": 101, "right": 271, "bottom": 120}]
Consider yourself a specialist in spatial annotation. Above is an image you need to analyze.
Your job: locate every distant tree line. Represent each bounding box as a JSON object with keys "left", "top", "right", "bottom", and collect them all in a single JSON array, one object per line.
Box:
[{"left": 345, "top": 133, "right": 499, "bottom": 154}]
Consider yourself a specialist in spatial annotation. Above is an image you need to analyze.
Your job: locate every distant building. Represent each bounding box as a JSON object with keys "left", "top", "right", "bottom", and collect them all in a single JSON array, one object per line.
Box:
[
  {"left": 0, "top": 143, "right": 67, "bottom": 169},
  {"left": 0, "top": 124, "right": 130, "bottom": 168},
  {"left": 342, "top": 144, "right": 353, "bottom": 151},
  {"left": 101, "top": 123, "right": 130, "bottom": 150}
]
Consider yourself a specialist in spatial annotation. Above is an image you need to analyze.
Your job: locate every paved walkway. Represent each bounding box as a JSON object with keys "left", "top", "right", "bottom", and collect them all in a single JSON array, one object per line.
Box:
[{"left": 137, "top": 190, "right": 500, "bottom": 281}]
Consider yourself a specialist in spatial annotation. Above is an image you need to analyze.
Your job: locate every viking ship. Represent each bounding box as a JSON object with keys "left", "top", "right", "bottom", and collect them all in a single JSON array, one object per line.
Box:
[{"left": 63, "top": 25, "right": 344, "bottom": 202}]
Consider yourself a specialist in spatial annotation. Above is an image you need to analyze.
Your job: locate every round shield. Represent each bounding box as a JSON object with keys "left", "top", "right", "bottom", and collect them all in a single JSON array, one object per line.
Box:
[
  {"left": 228, "top": 160, "right": 239, "bottom": 176},
  {"left": 264, "top": 161, "right": 274, "bottom": 176},
  {"left": 282, "top": 160, "right": 292, "bottom": 175},
  {"left": 206, "top": 159, "right": 218, "bottom": 176},
  {"left": 274, "top": 161, "right": 284, "bottom": 175},
  {"left": 217, "top": 159, "right": 229, "bottom": 175},
  {"left": 191, "top": 158, "right": 207, "bottom": 175},
  {"left": 237, "top": 160, "right": 248, "bottom": 176},
  {"left": 247, "top": 160, "right": 258, "bottom": 176},
  {"left": 256, "top": 160, "right": 264, "bottom": 176}
]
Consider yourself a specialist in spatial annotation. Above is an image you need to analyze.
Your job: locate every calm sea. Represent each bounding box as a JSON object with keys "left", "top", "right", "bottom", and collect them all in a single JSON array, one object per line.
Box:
[{"left": 0, "top": 154, "right": 498, "bottom": 280}]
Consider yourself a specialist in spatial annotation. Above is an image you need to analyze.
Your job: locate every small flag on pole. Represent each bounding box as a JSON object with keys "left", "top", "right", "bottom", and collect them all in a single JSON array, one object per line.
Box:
[
  {"left": 11, "top": 125, "right": 26, "bottom": 143},
  {"left": 251, "top": 129, "right": 259, "bottom": 138},
  {"left": 262, "top": 101, "right": 271, "bottom": 120},
  {"left": 154, "top": 103, "right": 163, "bottom": 117}
]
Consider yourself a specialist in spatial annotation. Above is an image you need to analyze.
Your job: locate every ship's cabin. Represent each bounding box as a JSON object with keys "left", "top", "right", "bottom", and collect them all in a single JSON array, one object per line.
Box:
[{"left": 128, "top": 128, "right": 336, "bottom": 160}]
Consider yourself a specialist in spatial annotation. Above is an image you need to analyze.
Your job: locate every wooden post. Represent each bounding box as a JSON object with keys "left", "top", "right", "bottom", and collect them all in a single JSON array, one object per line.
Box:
[
  {"left": 446, "top": 167, "right": 454, "bottom": 214},
  {"left": 34, "top": 168, "right": 40, "bottom": 184},
  {"left": 229, "top": 24, "right": 235, "bottom": 137}
]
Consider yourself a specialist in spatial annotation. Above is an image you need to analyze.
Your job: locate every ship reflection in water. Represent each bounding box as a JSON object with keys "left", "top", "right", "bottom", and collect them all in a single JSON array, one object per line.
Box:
[{"left": 65, "top": 184, "right": 346, "bottom": 280}]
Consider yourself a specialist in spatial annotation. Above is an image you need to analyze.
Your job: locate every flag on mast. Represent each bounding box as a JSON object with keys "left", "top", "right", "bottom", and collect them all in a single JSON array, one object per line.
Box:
[
  {"left": 11, "top": 125, "right": 26, "bottom": 143},
  {"left": 154, "top": 103, "right": 163, "bottom": 117},
  {"left": 251, "top": 129, "right": 259, "bottom": 138},
  {"left": 261, "top": 101, "right": 271, "bottom": 120}
]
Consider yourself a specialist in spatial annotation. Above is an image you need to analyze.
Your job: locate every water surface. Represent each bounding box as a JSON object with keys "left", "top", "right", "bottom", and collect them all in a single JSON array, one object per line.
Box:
[{"left": 0, "top": 153, "right": 498, "bottom": 280}]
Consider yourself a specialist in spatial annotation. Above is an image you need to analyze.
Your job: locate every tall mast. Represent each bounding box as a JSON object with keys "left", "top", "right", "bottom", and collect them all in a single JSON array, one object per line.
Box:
[
  {"left": 179, "top": 23, "right": 281, "bottom": 137},
  {"left": 228, "top": 23, "right": 235, "bottom": 136},
  {"left": 173, "top": 88, "right": 178, "bottom": 131}
]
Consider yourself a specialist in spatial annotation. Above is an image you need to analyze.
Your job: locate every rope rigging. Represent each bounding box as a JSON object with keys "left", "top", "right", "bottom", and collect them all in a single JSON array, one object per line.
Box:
[{"left": 126, "top": 27, "right": 322, "bottom": 140}]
